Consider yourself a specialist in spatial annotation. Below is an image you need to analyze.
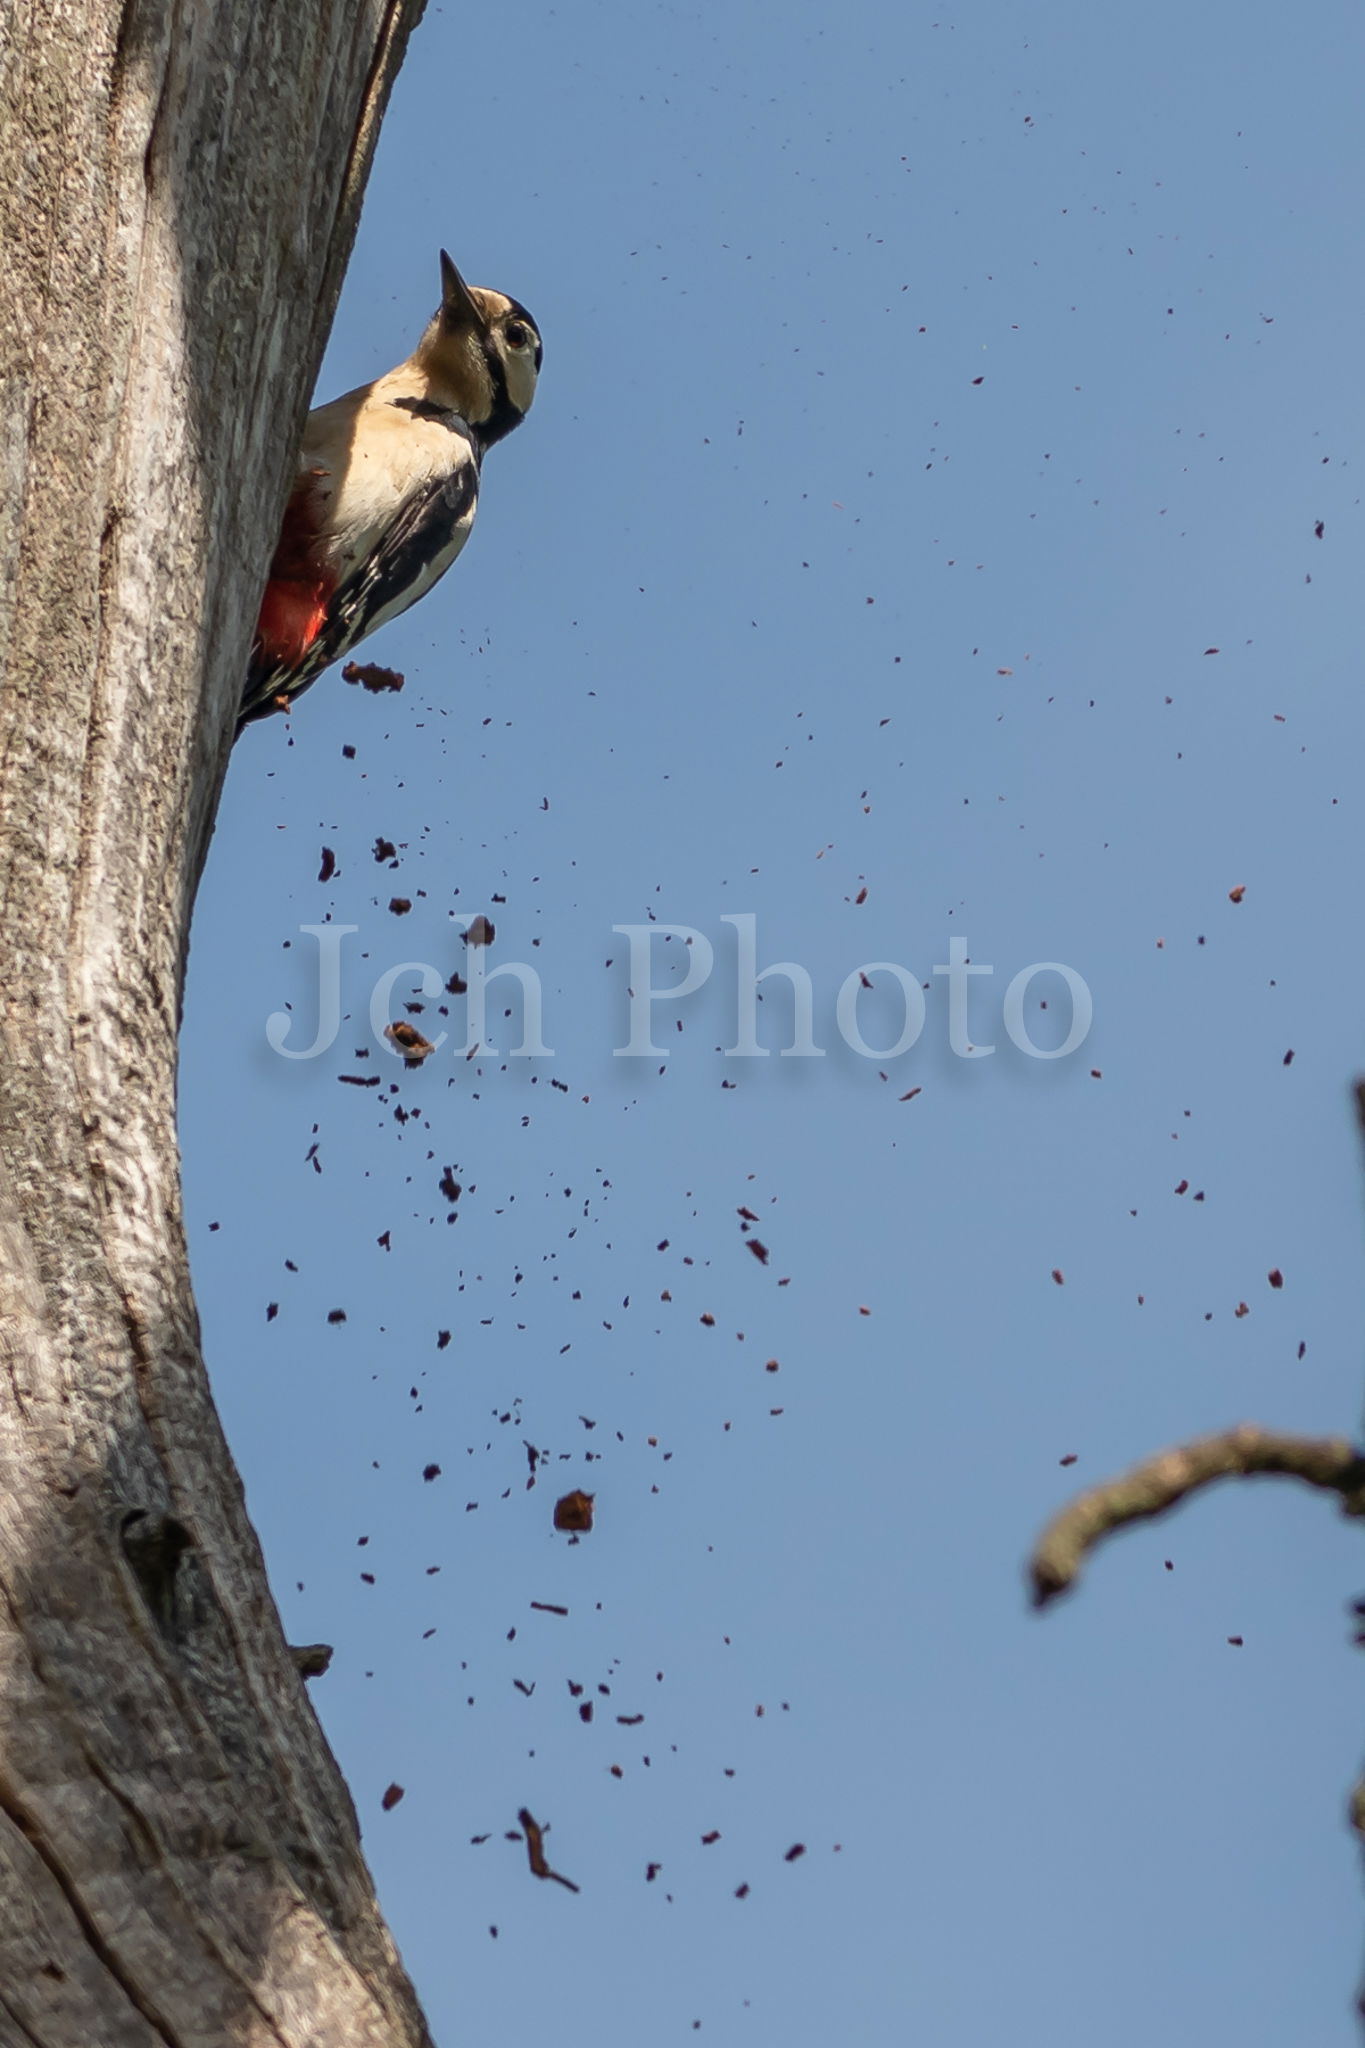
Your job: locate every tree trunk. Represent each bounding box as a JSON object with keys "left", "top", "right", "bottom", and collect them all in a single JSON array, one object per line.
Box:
[{"left": 0, "top": 2, "right": 436, "bottom": 2040}]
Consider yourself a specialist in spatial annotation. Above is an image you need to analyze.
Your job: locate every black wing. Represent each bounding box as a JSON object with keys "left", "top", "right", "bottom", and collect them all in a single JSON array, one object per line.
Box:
[{"left": 315, "top": 455, "right": 480, "bottom": 673}]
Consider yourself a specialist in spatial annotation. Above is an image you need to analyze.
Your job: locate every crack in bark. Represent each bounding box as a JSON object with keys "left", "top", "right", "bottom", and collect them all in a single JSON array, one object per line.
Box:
[
  {"left": 337, "top": 0, "right": 413, "bottom": 245},
  {"left": 0, "top": 1774, "right": 184, "bottom": 2048},
  {"left": 0, "top": 1984, "right": 52, "bottom": 2048}
]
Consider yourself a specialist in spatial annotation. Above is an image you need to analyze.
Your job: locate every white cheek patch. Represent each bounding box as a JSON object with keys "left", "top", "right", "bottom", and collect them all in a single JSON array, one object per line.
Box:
[{"left": 505, "top": 354, "right": 539, "bottom": 415}]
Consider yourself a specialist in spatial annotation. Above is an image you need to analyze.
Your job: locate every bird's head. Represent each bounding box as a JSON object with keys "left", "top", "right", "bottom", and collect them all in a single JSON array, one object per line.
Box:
[{"left": 416, "top": 250, "right": 542, "bottom": 448}]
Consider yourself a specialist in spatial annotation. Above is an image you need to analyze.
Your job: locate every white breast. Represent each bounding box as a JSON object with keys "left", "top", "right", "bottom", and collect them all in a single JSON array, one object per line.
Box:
[{"left": 301, "top": 385, "right": 482, "bottom": 580}]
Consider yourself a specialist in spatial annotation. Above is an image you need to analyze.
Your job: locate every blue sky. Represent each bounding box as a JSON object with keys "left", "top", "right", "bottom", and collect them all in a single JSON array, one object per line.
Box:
[{"left": 183, "top": 3, "right": 1365, "bottom": 2040}]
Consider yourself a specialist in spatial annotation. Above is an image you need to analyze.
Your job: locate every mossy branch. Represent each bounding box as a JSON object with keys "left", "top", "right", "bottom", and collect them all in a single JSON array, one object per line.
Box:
[{"left": 1030, "top": 1423, "right": 1365, "bottom": 1609}]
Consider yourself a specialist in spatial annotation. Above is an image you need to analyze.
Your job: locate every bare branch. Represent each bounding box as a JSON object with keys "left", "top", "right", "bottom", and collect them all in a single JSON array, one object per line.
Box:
[{"left": 1030, "top": 1423, "right": 1365, "bottom": 1608}]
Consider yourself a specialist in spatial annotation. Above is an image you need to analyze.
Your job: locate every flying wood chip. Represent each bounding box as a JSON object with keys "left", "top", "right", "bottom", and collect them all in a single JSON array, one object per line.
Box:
[
  {"left": 465, "top": 915, "right": 495, "bottom": 947},
  {"left": 554, "top": 1489, "right": 595, "bottom": 1533},
  {"left": 385, "top": 1020, "right": 435, "bottom": 1062},
  {"left": 517, "top": 1807, "right": 580, "bottom": 1892},
  {"left": 342, "top": 660, "right": 405, "bottom": 693}
]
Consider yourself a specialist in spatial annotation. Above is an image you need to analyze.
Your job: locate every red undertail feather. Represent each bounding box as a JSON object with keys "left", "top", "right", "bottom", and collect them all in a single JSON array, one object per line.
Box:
[
  {"left": 252, "top": 476, "right": 337, "bottom": 670},
  {"left": 255, "top": 573, "right": 332, "bottom": 670}
]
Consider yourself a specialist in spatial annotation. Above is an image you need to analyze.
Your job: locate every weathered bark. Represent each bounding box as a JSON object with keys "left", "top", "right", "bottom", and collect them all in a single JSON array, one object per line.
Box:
[{"left": 0, "top": 2, "right": 436, "bottom": 2041}]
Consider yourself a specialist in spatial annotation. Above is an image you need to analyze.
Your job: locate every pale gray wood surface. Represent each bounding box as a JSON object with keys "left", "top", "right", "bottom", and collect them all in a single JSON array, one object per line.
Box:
[{"left": 0, "top": 2, "right": 438, "bottom": 2039}]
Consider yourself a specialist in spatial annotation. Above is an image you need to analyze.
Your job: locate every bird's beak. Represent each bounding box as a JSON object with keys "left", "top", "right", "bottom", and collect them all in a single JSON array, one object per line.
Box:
[{"left": 439, "top": 250, "right": 483, "bottom": 330}]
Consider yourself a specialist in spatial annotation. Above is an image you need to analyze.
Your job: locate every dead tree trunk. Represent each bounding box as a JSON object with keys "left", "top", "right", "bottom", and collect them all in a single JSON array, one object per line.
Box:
[{"left": 0, "top": 2, "right": 438, "bottom": 2040}]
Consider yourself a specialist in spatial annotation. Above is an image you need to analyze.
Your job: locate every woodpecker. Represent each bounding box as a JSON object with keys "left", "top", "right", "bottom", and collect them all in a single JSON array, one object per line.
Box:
[{"left": 240, "top": 251, "right": 541, "bottom": 729}]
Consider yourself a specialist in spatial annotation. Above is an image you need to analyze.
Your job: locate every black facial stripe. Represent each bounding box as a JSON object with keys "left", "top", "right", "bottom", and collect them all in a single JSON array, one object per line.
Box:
[
  {"left": 480, "top": 332, "right": 509, "bottom": 403},
  {"left": 472, "top": 332, "right": 529, "bottom": 451},
  {"left": 391, "top": 396, "right": 469, "bottom": 427}
]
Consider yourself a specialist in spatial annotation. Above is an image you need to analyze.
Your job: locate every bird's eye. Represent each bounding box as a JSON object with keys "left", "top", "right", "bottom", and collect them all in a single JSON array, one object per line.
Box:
[{"left": 505, "top": 320, "right": 533, "bottom": 350}]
